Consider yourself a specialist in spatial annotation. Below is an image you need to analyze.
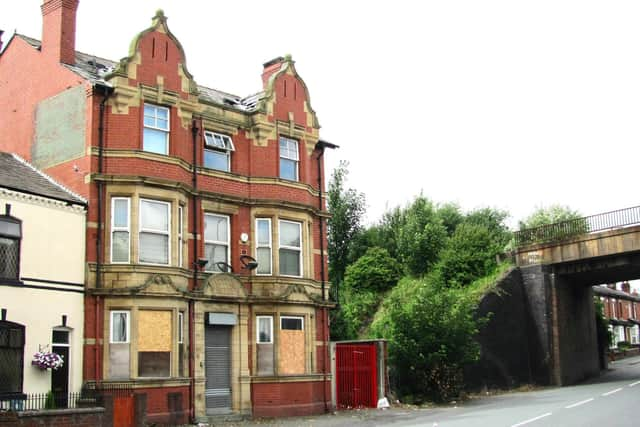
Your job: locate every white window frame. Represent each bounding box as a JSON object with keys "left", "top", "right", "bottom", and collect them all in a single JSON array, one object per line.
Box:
[
  {"left": 279, "top": 136, "right": 299, "bottom": 181},
  {"left": 138, "top": 199, "right": 171, "bottom": 265},
  {"left": 204, "top": 213, "right": 230, "bottom": 273},
  {"left": 110, "top": 310, "right": 130, "bottom": 344},
  {"left": 279, "top": 220, "right": 303, "bottom": 277},
  {"left": 143, "top": 103, "right": 169, "bottom": 154},
  {"left": 110, "top": 197, "right": 130, "bottom": 263},
  {"left": 280, "top": 315, "right": 304, "bottom": 331},
  {"left": 178, "top": 205, "right": 184, "bottom": 268},
  {"left": 178, "top": 311, "right": 184, "bottom": 344},
  {"left": 255, "top": 218, "right": 272, "bottom": 275},
  {"left": 203, "top": 131, "right": 235, "bottom": 172},
  {"left": 256, "top": 315, "right": 273, "bottom": 344}
]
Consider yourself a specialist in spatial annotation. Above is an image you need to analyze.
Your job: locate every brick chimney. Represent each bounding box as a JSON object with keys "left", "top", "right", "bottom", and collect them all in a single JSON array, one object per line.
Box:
[
  {"left": 41, "top": 0, "right": 79, "bottom": 65},
  {"left": 621, "top": 281, "right": 631, "bottom": 294},
  {"left": 261, "top": 56, "right": 285, "bottom": 89}
]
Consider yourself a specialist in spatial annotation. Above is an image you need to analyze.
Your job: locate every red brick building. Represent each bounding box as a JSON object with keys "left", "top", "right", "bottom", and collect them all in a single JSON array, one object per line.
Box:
[
  {"left": 594, "top": 282, "right": 640, "bottom": 348},
  {"left": 0, "top": 1, "right": 334, "bottom": 423}
]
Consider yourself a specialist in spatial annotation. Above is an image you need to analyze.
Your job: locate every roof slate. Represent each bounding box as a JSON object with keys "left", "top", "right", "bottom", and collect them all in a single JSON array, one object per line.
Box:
[
  {"left": 15, "top": 34, "right": 264, "bottom": 112},
  {"left": 0, "top": 152, "right": 86, "bottom": 206}
]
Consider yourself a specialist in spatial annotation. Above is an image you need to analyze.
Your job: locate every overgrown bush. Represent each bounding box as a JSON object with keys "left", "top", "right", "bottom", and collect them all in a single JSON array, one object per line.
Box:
[{"left": 370, "top": 276, "right": 481, "bottom": 401}]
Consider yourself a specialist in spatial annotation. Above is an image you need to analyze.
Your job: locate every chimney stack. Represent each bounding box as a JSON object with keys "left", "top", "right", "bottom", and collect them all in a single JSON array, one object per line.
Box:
[
  {"left": 41, "top": 0, "right": 79, "bottom": 65},
  {"left": 261, "top": 56, "right": 285, "bottom": 89},
  {"left": 621, "top": 281, "right": 631, "bottom": 294}
]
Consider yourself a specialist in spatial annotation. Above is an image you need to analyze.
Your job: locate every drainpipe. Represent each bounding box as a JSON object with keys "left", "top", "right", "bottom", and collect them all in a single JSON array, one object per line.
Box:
[
  {"left": 314, "top": 140, "right": 338, "bottom": 412},
  {"left": 95, "top": 83, "right": 112, "bottom": 383},
  {"left": 189, "top": 117, "right": 200, "bottom": 422}
]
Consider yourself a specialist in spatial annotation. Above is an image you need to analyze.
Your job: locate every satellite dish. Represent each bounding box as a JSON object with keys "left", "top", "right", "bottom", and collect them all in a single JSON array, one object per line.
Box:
[
  {"left": 240, "top": 255, "right": 259, "bottom": 271},
  {"left": 215, "top": 262, "right": 233, "bottom": 273}
]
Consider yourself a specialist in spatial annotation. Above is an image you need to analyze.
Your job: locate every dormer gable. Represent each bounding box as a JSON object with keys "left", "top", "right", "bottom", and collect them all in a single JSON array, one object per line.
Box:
[
  {"left": 260, "top": 55, "right": 319, "bottom": 130},
  {"left": 107, "top": 9, "right": 197, "bottom": 97}
]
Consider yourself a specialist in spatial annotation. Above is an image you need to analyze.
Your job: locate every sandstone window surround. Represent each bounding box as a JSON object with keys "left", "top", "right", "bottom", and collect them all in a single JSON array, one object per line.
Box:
[
  {"left": 255, "top": 313, "right": 309, "bottom": 376},
  {"left": 107, "top": 307, "right": 185, "bottom": 379}
]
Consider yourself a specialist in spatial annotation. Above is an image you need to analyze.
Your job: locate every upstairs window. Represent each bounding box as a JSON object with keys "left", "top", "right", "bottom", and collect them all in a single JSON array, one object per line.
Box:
[
  {"left": 111, "top": 198, "right": 130, "bottom": 263},
  {"left": 279, "top": 137, "right": 299, "bottom": 181},
  {"left": 139, "top": 199, "right": 170, "bottom": 265},
  {"left": 279, "top": 220, "right": 302, "bottom": 277},
  {"left": 204, "top": 132, "right": 234, "bottom": 172},
  {"left": 204, "top": 214, "right": 230, "bottom": 272},
  {"left": 143, "top": 104, "right": 169, "bottom": 155},
  {"left": 0, "top": 214, "right": 21, "bottom": 281},
  {"left": 255, "top": 218, "right": 272, "bottom": 275}
]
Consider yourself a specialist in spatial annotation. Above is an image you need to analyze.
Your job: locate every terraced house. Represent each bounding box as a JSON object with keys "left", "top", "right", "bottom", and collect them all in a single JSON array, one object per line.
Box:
[{"left": 0, "top": 1, "right": 334, "bottom": 423}]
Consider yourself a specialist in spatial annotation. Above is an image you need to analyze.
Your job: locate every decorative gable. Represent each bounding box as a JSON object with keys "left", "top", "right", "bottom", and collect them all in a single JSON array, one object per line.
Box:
[{"left": 107, "top": 10, "right": 198, "bottom": 97}]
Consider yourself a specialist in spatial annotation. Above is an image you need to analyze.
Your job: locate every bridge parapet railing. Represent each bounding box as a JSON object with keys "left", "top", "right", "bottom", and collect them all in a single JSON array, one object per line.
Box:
[{"left": 515, "top": 205, "right": 640, "bottom": 247}]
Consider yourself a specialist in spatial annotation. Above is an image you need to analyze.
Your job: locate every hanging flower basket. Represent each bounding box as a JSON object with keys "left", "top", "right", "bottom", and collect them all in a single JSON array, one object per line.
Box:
[{"left": 32, "top": 351, "right": 64, "bottom": 370}]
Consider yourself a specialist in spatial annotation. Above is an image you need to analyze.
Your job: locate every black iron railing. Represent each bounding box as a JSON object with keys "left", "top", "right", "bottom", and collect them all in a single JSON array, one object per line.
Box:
[
  {"left": 515, "top": 205, "right": 640, "bottom": 247},
  {"left": 0, "top": 392, "right": 85, "bottom": 411}
]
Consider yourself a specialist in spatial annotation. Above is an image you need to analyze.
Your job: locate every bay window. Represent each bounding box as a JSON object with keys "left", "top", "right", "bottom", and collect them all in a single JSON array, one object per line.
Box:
[
  {"left": 256, "top": 218, "right": 272, "bottom": 275},
  {"left": 110, "top": 197, "right": 130, "bottom": 263},
  {"left": 279, "top": 220, "right": 302, "bottom": 277},
  {"left": 139, "top": 199, "right": 170, "bottom": 265}
]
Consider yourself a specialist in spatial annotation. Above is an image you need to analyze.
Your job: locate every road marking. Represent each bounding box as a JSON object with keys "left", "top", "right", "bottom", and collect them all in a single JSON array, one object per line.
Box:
[
  {"left": 602, "top": 388, "right": 623, "bottom": 396},
  {"left": 565, "top": 398, "right": 594, "bottom": 409},
  {"left": 629, "top": 380, "right": 640, "bottom": 387},
  {"left": 511, "top": 412, "right": 552, "bottom": 427}
]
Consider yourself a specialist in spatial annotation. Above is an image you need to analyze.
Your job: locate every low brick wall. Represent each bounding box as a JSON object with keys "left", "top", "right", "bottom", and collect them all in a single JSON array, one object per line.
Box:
[{"left": 0, "top": 407, "right": 104, "bottom": 427}]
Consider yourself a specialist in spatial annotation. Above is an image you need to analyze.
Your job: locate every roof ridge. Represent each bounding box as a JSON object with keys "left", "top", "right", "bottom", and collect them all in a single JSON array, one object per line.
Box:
[{"left": 10, "top": 154, "right": 87, "bottom": 205}]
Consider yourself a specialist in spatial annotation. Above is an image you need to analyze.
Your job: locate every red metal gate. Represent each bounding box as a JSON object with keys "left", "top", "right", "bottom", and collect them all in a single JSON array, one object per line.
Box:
[{"left": 335, "top": 343, "right": 378, "bottom": 409}]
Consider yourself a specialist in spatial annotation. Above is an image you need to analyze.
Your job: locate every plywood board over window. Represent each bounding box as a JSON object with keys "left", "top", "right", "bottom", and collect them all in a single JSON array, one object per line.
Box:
[
  {"left": 279, "top": 316, "right": 304, "bottom": 374},
  {"left": 138, "top": 310, "right": 172, "bottom": 377}
]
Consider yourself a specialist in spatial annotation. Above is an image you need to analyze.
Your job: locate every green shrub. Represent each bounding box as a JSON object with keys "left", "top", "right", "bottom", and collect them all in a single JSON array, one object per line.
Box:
[{"left": 45, "top": 391, "right": 56, "bottom": 410}]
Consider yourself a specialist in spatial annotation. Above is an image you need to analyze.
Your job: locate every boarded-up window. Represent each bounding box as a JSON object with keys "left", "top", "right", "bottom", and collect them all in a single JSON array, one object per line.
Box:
[
  {"left": 256, "top": 316, "right": 273, "bottom": 375},
  {"left": 138, "top": 310, "right": 171, "bottom": 377},
  {"left": 279, "top": 316, "right": 304, "bottom": 374}
]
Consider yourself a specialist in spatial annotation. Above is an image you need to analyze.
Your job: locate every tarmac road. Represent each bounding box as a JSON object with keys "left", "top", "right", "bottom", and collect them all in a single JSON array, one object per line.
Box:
[{"left": 213, "top": 355, "right": 640, "bottom": 427}]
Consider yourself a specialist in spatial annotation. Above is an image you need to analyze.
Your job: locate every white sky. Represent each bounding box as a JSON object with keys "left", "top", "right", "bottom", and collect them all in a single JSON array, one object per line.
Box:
[{"left": 2, "top": 1, "right": 640, "bottom": 229}]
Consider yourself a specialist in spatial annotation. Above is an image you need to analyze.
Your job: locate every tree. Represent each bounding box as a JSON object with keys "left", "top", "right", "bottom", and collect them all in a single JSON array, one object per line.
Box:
[
  {"left": 396, "top": 196, "right": 448, "bottom": 276},
  {"left": 436, "top": 223, "right": 501, "bottom": 287},
  {"left": 327, "top": 161, "right": 366, "bottom": 293},
  {"left": 343, "top": 247, "right": 401, "bottom": 293},
  {"left": 518, "top": 204, "right": 587, "bottom": 245},
  {"left": 518, "top": 204, "right": 582, "bottom": 229}
]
